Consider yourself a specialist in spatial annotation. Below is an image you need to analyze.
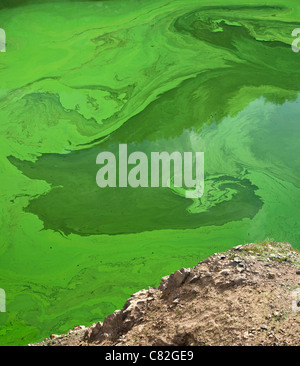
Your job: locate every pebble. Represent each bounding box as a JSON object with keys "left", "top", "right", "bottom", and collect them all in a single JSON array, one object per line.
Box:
[
  {"left": 232, "top": 245, "right": 243, "bottom": 251},
  {"left": 220, "top": 269, "right": 230, "bottom": 276}
]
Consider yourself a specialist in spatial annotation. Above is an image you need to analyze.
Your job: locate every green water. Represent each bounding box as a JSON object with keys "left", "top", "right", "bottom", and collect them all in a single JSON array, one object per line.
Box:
[{"left": 1, "top": 0, "right": 300, "bottom": 345}]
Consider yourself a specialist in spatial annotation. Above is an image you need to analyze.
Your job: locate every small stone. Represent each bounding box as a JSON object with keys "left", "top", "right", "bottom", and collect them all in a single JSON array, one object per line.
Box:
[
  {"left": 173, "top": 270, "right": 187, "bottom": 285},
  {"left": 232, "top": 245, "right": 243, "bottom": 251},
  {"left": 220, "top": 269, "right": 230, "bottom": 276},
  {"left": 148, "top": 287, "right": 156, "bottom": 294},
  {"left": 73, "top": 325, "right": 86, "bottom": 331},
  {"left": 186, "top": 274, "right": 200, "bottom": 284},
  {"left": 158, "top": 275, "right": 169, "bottom": 290},
  {"left": 260, "top": 325, "right": 268, "bottom": 331},
  {"left": 268, "top": 273, "right": 275, "bottom": 279},
  {"left": 201, "top": 258, "right": 210, "bottom": 264},
  {"left": 234, "top": 277, "right": 245, "bottom": 285},
  {"left": 180, "top": 267, "right": 191, "bottom": 275},
  {"left": 50, "top": 334, "right": 59, "bottom": 340},
  {"left": 95, "top": 322, "right": 103, "bottom": 330}
]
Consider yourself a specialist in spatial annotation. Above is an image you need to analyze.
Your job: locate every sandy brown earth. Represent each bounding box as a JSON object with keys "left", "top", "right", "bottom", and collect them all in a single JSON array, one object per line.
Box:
[{"left": 30, "top": 241, "right": 300, "bottom": 346}]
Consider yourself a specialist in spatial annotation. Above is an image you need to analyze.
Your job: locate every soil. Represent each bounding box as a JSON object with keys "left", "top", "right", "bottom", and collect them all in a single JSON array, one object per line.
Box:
[{"left": 30, "top": 241, "right": 300, "bottom": 346}]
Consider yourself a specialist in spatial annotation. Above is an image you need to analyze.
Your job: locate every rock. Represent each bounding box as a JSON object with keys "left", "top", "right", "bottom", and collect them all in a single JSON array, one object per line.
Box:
[
  {"left": 220, "top": 269, "right": 230, "bottom": 276},
  {"left": 95, "top": 322, "right": 103, "bottom": 330},
  {"left": 201, "top": 258, "right": 210, "bottom": 264},
  {"left": 158, "top": 275, "right": 170, "bottom": 290},
  {"left": 131, "top": 289, "right": 147, "bottom": 298},
  {"left": 243, "top": 331, "right": 249, "bottom": 339},
  {"left": 268, "top": 273, "right": 275, "bottom": 279},
  {"left": 84, "top": 321, "right": 103, "bottom": 341},
  {"left": 50, "top": 334, "right": 59, "bottom": 340},
  {"left": 91, "top": 326, "right": 99, "bottom": 336},
  {"left": 102, "top": 310, "right": 123, "bottom": 339},
  {"left": 260, "top": 325, "right": 268, "bottom": 331},
  {"left": 233, "top": 257, "right": 242, "bottom": 263},
  {"left": 186, "top": 274, "right": 200, "bottom": 284},
  {"left": 73, "top": 325, "right": 86, "bottom": 331},
  {"left": 180, "top": 268, "right": 191, "bottom": 275},
  {"left": 172, "top": 270, "right": 187, "bottom": 287},
  {"left": 148, "top": 287, "right": 156, "bottom": 295},
  {"left": 232, "top": 245, "right": 243, "bottom": 251},
  {"left": 234, "top": 277, "right": 245, "bottom": 285}
]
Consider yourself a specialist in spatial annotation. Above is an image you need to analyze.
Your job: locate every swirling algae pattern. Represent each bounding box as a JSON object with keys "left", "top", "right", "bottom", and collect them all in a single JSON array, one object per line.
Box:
[{"left": 0, "top": 0, "right": 300, "bottom": 345}]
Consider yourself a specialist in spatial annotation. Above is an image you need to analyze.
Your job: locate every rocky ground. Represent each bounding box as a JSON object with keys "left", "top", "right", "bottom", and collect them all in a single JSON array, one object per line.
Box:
[{"left": 30, "top": 241, "right": 300, "bottom": 346}]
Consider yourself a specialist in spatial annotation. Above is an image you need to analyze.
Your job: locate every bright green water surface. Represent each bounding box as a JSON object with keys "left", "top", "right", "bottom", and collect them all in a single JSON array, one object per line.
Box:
[{"left": 1, "top": 0, "right": 300, "bottom": 345}]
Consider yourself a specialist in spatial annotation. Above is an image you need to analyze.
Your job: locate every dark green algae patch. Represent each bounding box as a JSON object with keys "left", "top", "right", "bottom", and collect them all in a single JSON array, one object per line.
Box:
[
  {"left": 1, "top": 0, "right": 300, "bottom": 345},
  {"left": 8, "top": 76, "right": 265, "bottom": 236}
]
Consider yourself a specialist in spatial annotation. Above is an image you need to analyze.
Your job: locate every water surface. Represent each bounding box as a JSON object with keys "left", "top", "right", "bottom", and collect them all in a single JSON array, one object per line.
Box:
[{"left": 0, "top": 0, "right": 300, "bottom": 345}]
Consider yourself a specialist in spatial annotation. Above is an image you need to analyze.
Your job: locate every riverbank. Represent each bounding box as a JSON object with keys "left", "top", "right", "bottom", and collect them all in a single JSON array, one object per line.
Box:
[{"left": 31, "top": 241, "right": 300, "bottom": 346}]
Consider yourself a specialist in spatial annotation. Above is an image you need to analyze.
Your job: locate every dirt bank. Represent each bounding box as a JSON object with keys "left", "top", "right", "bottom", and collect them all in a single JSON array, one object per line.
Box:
[{"left": 30, "top": 241, "right": 300, "bottom": 346}]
